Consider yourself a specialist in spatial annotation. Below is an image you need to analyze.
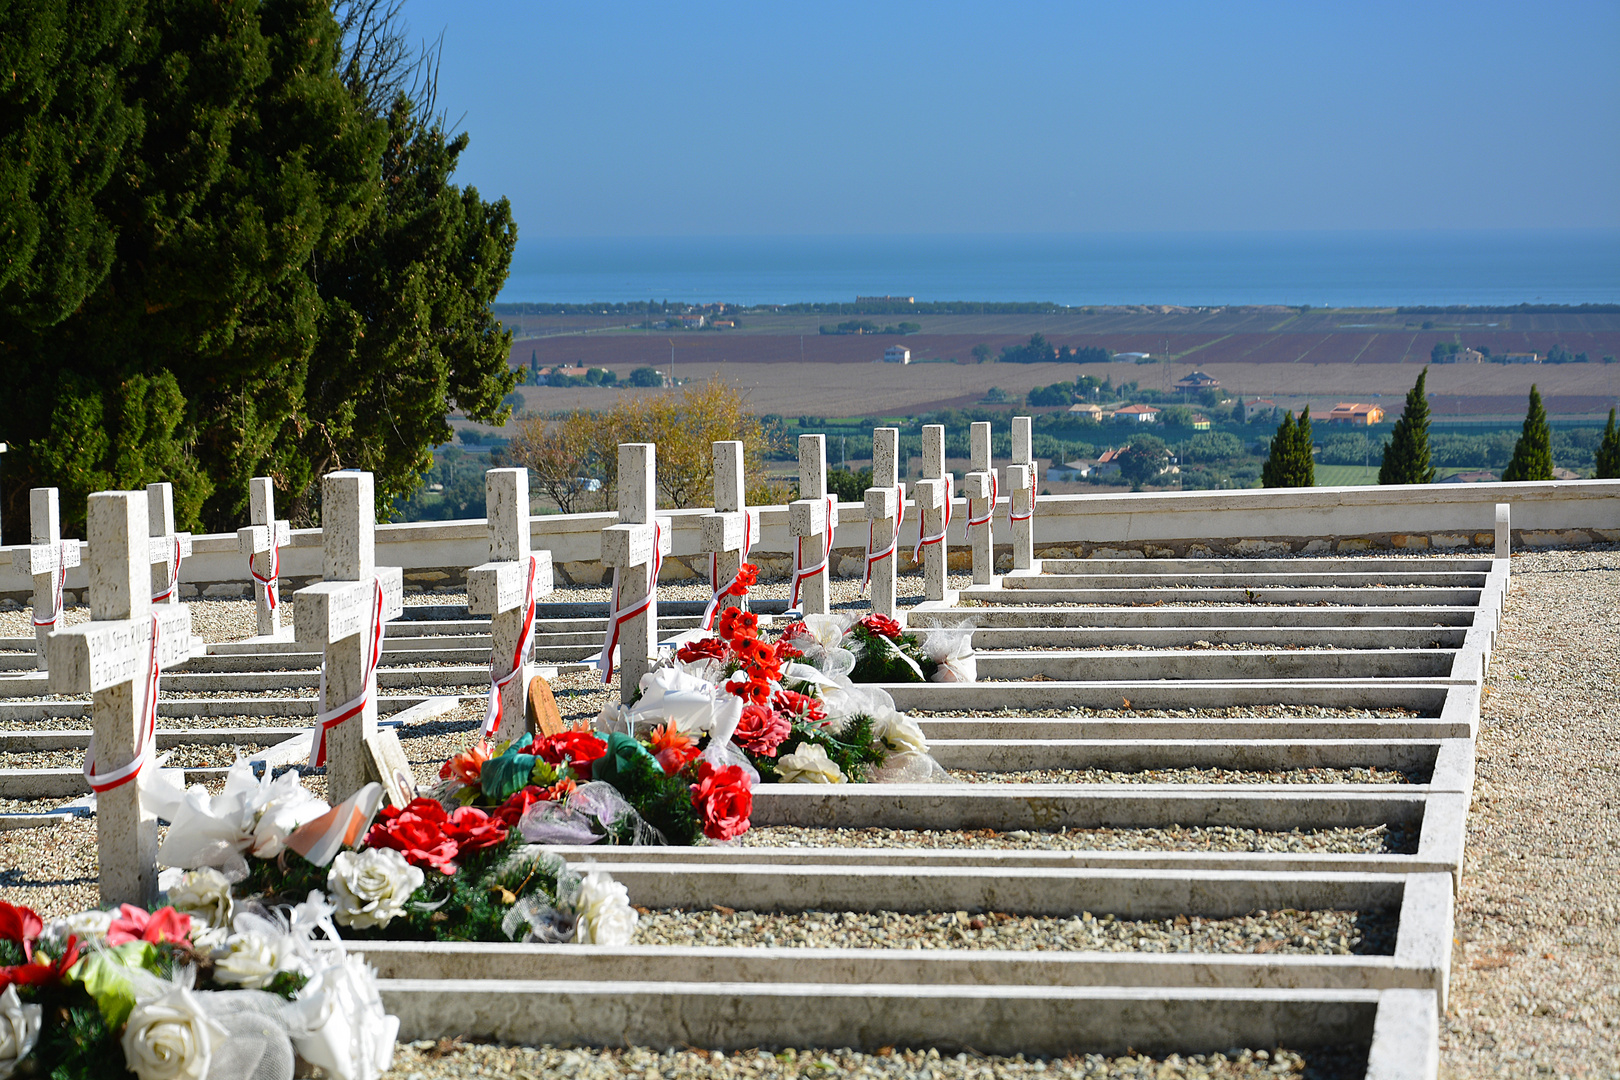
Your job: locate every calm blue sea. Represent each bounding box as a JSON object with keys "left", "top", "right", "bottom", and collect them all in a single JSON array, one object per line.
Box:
[{"left": 498, "top": 230, "right": 1620, "bottom": 308}]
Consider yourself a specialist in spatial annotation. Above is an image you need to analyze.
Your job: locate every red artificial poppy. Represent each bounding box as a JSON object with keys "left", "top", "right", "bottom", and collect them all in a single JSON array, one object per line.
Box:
[{"left": 718, "top": 608, "right": 759, "bottom": 643}]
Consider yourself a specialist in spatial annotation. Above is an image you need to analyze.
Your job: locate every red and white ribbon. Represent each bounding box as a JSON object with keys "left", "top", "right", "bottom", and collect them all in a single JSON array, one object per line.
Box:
[
  {"left": 967, "top": 471, "right": 1000, "bottom": 548},
  {"left": 1010, "top": 470, "right": 1036, "bottom": 525},
  {"left": 863, "top": 484, "right": 906, "bottom": 592},
  {"left": 248, "top": 536, "right": 280, "bottom": 612},
  {"left": 311, "top": 577, "right": 386, "bottom": 768},
  {"left": 912, "top": 483, "right": 952, "bottom": 562},
  {"left": 790, "top": 496, "right": 838, "bottom": 609},
  {"left": 703, "top": 508, "right": 758, "bottom": 631},
  {"left": 32, "top": 542, "right": 68, "bottom": 629},
  {"left": 152, "top": 537, "right": 183, "bottom": 602},
  {"left": 599, "top": 521, "right": 664, "bottom": 684},
  {"left": 482, "top": 555, "right": 540, "bottom": 737},
  {"left": 83, "top": 614, "right": 161, "bottom": 794}
]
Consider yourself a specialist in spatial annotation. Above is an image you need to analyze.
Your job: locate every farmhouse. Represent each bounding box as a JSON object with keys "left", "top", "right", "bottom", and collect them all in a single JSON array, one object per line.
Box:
[
  {"left": 1114, "top": 403, "right": 1160, "bottom": 423},
  {"left": 1189, "top": 413, "right": 1212, "bottom": 430},
  {"left": 882, "top": 345, "right": 911, "bottom": 364},
  {"left": 1066, "top": 402, "right": 1107, "bottom": 420},
  {"left": 1505, "top": 352, "right": 1540, "bottom": 364},
  {"left": 1326, "top": 402, "right": 1385, "bottom": 426},
  {"left": 1174, "top": 370, "right": 1220, "bottom": 393},
  {"left": 1113, "top": 351, "right": 1151, "bottom": 362}
]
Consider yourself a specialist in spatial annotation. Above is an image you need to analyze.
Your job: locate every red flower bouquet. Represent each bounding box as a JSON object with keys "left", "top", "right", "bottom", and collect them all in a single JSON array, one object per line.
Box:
[{"left": 688, "top": 761, "right": 752, "bottom": 841}]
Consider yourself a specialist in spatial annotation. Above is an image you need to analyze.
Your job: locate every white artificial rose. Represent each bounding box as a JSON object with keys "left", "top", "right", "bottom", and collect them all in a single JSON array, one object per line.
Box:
[
  {"left": 212, "top": 928, "right": 295, "bottom": 989},
  {"left": 799, "top": 614, "right": 846, "bottom": 649},
  {"left": 870, "top": 712, "right": 929, "bottom": 755},
  {"left": 572, "top": 869, "right": 639, "bottom": 946},
  {"left": 164, "top": 868, "right": 234, "bottom": 930},
  {"left": 774, "top": 743, "right": 847, "bottom": 784},
  {"left": 0, "top": 985, "right": 42, "bottom": 1080},
  {"left": 328, "top": 848, "right": 424, "bottom": 930},
  {"left": 119, "top": 985, "right": 228, "bottom": 1080},
  {"left": 49, "top": 908, "right": 114, "bottom": 942},
  {"left": 289, "top": 952, "right": 398, "bottom": 1080}
]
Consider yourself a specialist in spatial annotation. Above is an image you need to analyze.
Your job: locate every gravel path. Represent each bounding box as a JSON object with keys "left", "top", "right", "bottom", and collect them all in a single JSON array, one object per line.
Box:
[
  {"left": 631, "top": 906, "right": 1397, "bottom": 956},
  {"left": 733, "top": 823, "right": 1419, "bottom": 855},
  {"left": 1441, "top": 548, "right": 1620, "bottom": 1077}
]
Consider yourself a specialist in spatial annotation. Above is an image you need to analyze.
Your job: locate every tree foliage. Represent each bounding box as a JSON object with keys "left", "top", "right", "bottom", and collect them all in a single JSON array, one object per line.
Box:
[
  {"left": 1262, "top": 407, "right": 1315, "bottom": 488},
  {"left": 1117, "top": 435, "right": 1170, "bottom": 489},
  {"left": 1379, "top": 367, "right": 1437, "bottom": 485},
  {"left": 0, "top": 0, "right": 515, "bottom": 537},
  {"left": 1500, "top": 386, "right": 1554, "bottom": 482},
  {"left": 1596, "top": 408, "right": 1620, "bottom": 480}
]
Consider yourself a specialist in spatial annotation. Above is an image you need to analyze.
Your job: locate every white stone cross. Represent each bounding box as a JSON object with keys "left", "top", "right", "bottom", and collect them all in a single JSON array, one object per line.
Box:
[
  {"left": 788, "top": 434, "right": 838, "bottom": 615},
  {"left": 293, "top": 471, "right": 404, "bottom": 803},
  {"left": 145, "top": 483, "right": 192, "bottom": 605},
  {"left": 47, "top": 490, "right": 196, "bottom": 907},
  {"left": 700, "top": 441, "right": 759, "bottom": 630},
  {"left": 963, "top": 422, "right": 1001, "bottom": 586},
  {"left": 862, "top": 428, "right": 905, "bottom": 618},
  {"left": 600, "top": 444, "right": 671, "bottom": 703},
  {"left": 1007, "top": 415, "right": 1039, "bottom": 572},
  {"left": 26, "top": 488, "right": 81, "bottom": 669},
  {"left": 910, "top": 424, "right": 955, "bottom": 603},
  {"left": 467, "top": 468, "right": 554, "bottom": 742},
  {"left": 236, "top": 477, "right": 291, "bottom": 637}
]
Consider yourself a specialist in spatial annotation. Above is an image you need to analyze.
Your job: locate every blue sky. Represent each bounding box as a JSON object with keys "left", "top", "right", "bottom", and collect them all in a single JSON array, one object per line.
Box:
[{"left": 404, "top": 0, "right": 1619, "bottom": 237}]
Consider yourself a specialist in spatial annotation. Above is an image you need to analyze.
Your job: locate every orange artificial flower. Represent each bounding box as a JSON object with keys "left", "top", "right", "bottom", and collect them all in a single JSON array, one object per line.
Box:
[{"left": 440, "top": 739, "right": 493, "bottom": 785}]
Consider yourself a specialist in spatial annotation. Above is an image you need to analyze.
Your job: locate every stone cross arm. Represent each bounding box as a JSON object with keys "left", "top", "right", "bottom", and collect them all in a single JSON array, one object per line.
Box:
[
  {"left": 864, "top": 485, "right": 900, "bottom": 521},
  {"left": 293, "top": 566, "right": 404, "bottom": 646},
  {"left": 46, "top": 603, "right": 196, "bottom": 695},
  {"left": 236, "top": 521, "right": 291, "bottom": 555},
  {"left": 601, "top": 518, "right": 672, "bottom": 569},
  {"left": 467, "top": 551, "right": 555, "bottom": 616},
  {"left": 150, "top": 533, "right": 193, "bottom": 564},
  {"left": 787, "top": 497, "right": 834, "bottom": 539},
  {"left": 21, "top": 539, "right": 82, "bottom": 576},
  {"left": 700, "top": 510, "right": 754, "bottom": 554},
  {"left": 911, "top": 476, "right": 952, "bottom": 512},
  {"left": 962, "top": 472, "right": 995, "bottom": 500}
]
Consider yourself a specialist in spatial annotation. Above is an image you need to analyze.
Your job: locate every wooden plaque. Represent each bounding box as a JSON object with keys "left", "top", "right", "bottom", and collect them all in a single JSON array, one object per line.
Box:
[{"left": 527, "top": 674, "right": 566, "bottom": 738}]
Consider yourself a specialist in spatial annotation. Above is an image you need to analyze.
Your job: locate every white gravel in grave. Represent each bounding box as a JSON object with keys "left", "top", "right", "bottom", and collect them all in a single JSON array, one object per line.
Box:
[
  {"left": 734, "top": 823, "right": 1419, "bottom": 855},
  {"left": 946, "top": 765, "right": 1419, "bottom": 785}
]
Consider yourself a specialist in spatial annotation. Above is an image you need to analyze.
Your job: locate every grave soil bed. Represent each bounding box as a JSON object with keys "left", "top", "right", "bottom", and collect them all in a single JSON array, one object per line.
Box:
[
  {"left": 731, "top": 824, "right": 1420, "bottom": 855},
  {"left": 386, "top": 1039, "right": 1369, "bottom": 1080},
  {"left": 946, "top": 766, "right": 1421, "bottom": 785},
  {"left": 630, "top": 906, "right": 1399, "bottom": 956}
]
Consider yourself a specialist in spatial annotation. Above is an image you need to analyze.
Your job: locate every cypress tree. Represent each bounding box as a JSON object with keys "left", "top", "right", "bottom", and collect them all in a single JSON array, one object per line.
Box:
[
  {"left": 1500, "top": 385, "right": 1554, "bottom": 482},
  {"left": 1594, "top": 407, "right": 1620, "bottom": 480},
  {"left": 1263, "top": 406, "right": 1315, "bottom": 487},
  {"left": 1379, "top": 367, "right": 1437, "bottom": 485}
]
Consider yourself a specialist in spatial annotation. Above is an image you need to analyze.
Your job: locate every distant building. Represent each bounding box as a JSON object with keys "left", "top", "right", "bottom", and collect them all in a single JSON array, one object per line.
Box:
[
  {"left": 883, "top": 346, "right": 912, "bottom": 364},
  {"left": 1325, "top": 403, "right": 1385, "bottom": 426},
  {"left": 1046, "top": 459, "right": 1095, "bottom": 481},
  {"left": 1113, "top": 352, "right": 1151, "bottom": 362},
  {"left": 1242, "top": 398, "right": 1278, "bottom": 421},
  {"left": 1504, "top": 352, "right": 1539, "bottom": 364},
  {"left": 1067, "top": 403, "right": 1106, "bottom": 420},
  {"left": 680, "top": 314, "right": 706, "bottom": 329},
  {"left": 1175, "top": 371, "right": 1220, "bottom": 393},
  {"left": 1433, "top": 347, "right": 1484, "bottom": 364},
  {"left": 1114, "top": 403, "right": 1160, "bottom": 423},
  {"left": 857, "top": 295, "right": 914, "bottom": 304},
  {"left": 1189, "top": 413, "right": 1212, "bottom": 430},
  {"left": 1552, "top": 467, "right": 1581, "bottom": 481},
  {"left": 712, "top": 319, "right": 735, "bottom": 329},
  {"left": 1093, "top": 447, "right": 1126, "bottom": 476},
  {"left": 1440, "top": 470, "right": 1497, "bottom": 484},
  {"left": 537, "top": 365, "right": 587, "bottom": 385}
]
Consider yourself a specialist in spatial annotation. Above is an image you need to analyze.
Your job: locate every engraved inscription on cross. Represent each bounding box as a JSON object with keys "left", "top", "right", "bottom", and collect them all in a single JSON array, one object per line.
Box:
[
  {"left": 700, "top": 441, "right": 758, "bottom": 629},
  {"left": 26, "top": 487, "right": 82, "bottom": 668},
  {"left": 862, "top": 428, "right": 905, "bottom": 618},
  {"left": 145, "top": 483, "right": 192, "bottom": 606},
  {"left": 467, "top": 468, "right": 554, "bottom": 742},
  {"left": 963, "top": 421, "right": 1001, "bottom": 587},
  {"left": 47, "top": 490, "right": 197, "bottom": 907},
  {"left": 911, "top": 424, "right": 956, "bottom": 603},
  {"left": 293, "top": 471, "right": 404, "bottom": 803},
  {"left": 600, "top": 444, "right": 672, "bottom": 704},
  {"left": 788, "top": 434, "right": 838, "bottom": 615},
  {"left": 1007, "top": 415, "right": 1040, "bottom": 573},
  {"left": 236, "top": 477, "right": 292, "bottom": 637}
]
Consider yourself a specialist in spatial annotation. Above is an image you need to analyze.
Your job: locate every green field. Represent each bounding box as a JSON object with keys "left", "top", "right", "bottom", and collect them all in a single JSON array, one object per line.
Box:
[{"left": 1313, "top": 464, "right": 1478, "bottom": 487}]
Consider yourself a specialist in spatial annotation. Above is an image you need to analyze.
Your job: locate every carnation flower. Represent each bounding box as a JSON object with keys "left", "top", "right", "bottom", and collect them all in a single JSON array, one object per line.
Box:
[
  {"left": 858, "top": 614, "right": 904, "bottom": 639},
  {"left": 572, "top": 869, "right": 639, "bottom": 945},
  {"left": 0, "top": 985, "right": 41, "bottom": 1080},
  {"left": 733, "top": 704, "right": 791, "bottom": 757},
  {"left": 328, "top": 848, "right": 423, "bottom": 931},
  {"left": 688, "top": 761, "right": 753, "bottom": 841},
  {"left": 119, "top": 985, "right": 228, "bottom": 1080},
  {"left": 364, "top": 798, "right": 461, "bottom": 875},
  {"left": 163, "top": 869, "right": 234, "bottom": 931},
  {"left": 775, "top": 743, "right": 848, "bottom": 784},
  {"left": 106, "top": 906, "right": 191, "bottom": 949}
]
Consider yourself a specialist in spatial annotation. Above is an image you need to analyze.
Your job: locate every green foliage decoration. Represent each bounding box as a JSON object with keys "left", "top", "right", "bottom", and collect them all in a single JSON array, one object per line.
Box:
[{"left": 750, "top": 713, "right": 885, "bottom": 784}]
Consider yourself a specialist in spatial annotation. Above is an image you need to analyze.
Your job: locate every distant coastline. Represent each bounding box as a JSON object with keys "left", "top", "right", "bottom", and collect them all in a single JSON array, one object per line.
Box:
[{"left": 496, "top": 230, "right": 1620, "bottom": 309}]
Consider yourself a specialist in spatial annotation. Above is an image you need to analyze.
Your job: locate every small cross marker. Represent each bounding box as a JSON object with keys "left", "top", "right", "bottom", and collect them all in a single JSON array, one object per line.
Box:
[
  {"left": 910, "top": 424, "right": 956, "bottom": 603},
  {"left": 963, "top": 421, "right": 1001, "bottom": 587},
  {"left": 467, "top": 468, "right": 554, "bottom": 741},
  {"left": 236, "top": 477, "right": 291, "bottom": 637},
  {"left": 145, "top": 483, "right": 192, "bottom": 605},
  {"left": 862, "top": 428, "right": 905, "bottom": 618},
  {"left": 700, "top": 441, "right": 759, "bottom": 630},
  {"left": 600, "top": 444, "right": 672, "bottom": 703},
  {"left": 293, "top": 472, "right": 405, "bottom": 803},
  {"left": 1007, "top": 415, "right": 1040, "bottom": 573},
  {"left": 788, "top": 434, "right": 838, "bottom": 615},
  {"left": 47, "top": 490, "right": 197, "bottom": 907},
  {"left": 26, "top": 488, "right": 81, "bottom": 669}
]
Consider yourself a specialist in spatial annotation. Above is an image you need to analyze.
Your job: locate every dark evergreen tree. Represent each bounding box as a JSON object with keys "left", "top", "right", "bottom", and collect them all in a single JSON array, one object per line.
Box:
[
  {"left": 1500, "top": 385, "right": 1554, "bottom": 482},
  {"left": 1593, "top": 407, "right": 1619, "bottom": 480},
  {"left": 1262, "top": 406, "right": 1315, "bottom": 488},
  {"left": 1379, "top": 366, "right": 1438, "bottom": 485}
]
